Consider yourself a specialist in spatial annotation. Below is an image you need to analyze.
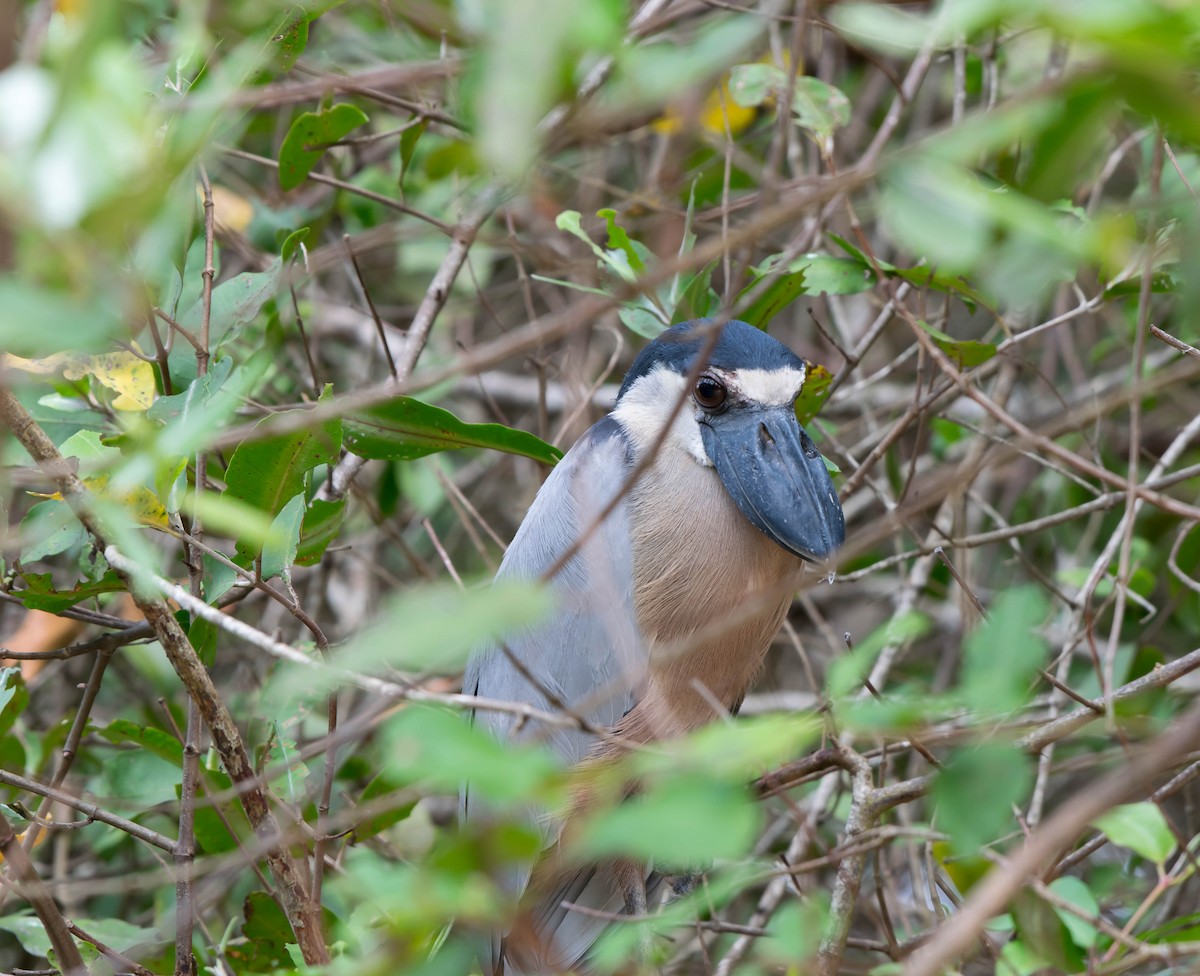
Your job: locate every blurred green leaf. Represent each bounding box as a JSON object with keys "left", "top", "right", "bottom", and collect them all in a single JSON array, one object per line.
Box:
[
  {"left": 1092, "top": 802, "right": 1175, "bottom": 866},
  {"left": 828, "top": 610, "right": 930, "bottom": 699},
  {"left": 345, "top": 396, "right": 561, "bottom": 465},
  {"left": 387, "top": 705, "right": 561, "bottom": 803},
  {"left": 230, "top": 892, "right": 296, "bottom": 972},
  {"left": 579, "top": 774, "right": 758, "bottom": 863},
  {"left": 332, "top": 579, "right": 553, "bottom": 677},
  {"left": 791, "top": 76, "right": 850, "bottom": 143},
  {"left": 634, "top": 715, "right": 820, "bottom": 780},
  {"left": 353, "top": 771, "right": 418, "bottom": 842},
  {"left": 1048, "top": 876, "right": 1100, "bottom": 950},
  {"left": 597, "top": 208, "right": 646, "bottom": 273},
  {"left": 279, "top": 226, "right": 311, "bottom": 263},
  {"left": 672, "top": 261, "right": 720, "bottom": 323},
  {"left": 398, "top": 119, "right": 427, "bottom": 197},
  {"left": 473, "top": 0, "right": 623, "bottom": 178},
  {"left": 0, "top": 669, "right": 28, "bottom": 738},
  {"left": 933, "top": 742, "right": 1031, "bottom": 855},
  {"left": 962, "top": 586, "right": 1048, "bottom": 714},
  {"left": 99, "top": 718, "right": 184, "bottom": 765},
  {"left": 19, "top": 501, "right": 87, "bottom": 563},
  {"left": 278, "top": 104, "right": 369, "bottom": 191},
  {"left": 919, "top": 321, "right": 997, "bottom": 369},
  {"left": 17, "top": 571, "right": 124, "bottom": 613},
  {"left": 998, "top": 936, "right": 1057, "bottom": 976},
  {"left": 728, "top": 62, "right": 777, "bottom": 108},
  {"left": 0, "top": 281, "right": 124, "bottom": 357},
  {"left": 618, "top": 302, "right": 667, "bottom": 338}
]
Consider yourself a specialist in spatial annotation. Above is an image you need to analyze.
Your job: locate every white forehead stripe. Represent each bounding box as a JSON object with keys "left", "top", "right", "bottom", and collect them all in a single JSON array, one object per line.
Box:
[{"left": 731, "top": 366, "right": 808, "bottom": 406}]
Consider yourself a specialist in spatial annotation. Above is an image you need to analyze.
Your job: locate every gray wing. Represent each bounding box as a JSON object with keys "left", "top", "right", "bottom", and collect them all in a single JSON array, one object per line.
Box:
[
  {"left": 463, "top": 415, "right": 645, "bottom": 761},
  {"left": 461, "top": 417, "right": 648, "bottom": 973}
]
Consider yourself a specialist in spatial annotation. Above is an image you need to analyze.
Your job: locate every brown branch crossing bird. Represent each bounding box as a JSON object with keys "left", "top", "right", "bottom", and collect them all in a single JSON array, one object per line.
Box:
[{"left": 462, "top": 319, "right": 845, "bottom": 974}]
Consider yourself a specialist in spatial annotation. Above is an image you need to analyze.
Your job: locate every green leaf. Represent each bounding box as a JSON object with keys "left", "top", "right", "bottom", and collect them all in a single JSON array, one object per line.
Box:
[
  {"left": 172, "top": 262, "right": 283, "bottom": 383},
  {"left": 98, "top": 718, "right": 185, "bottom": 765},
  {"left": 579, "top": 775, "right": 759, "bottom": 864},
  {"left": 183, "top": 765, "right": 252, "bottom": 856},
  {"left": 352, "top": 771, "right": 418, "bottom": 842},
  {"left": 1011, "top": 887, "right": 1084, "bottom": 973},
  {"left": 618, "top": 302, "right": 668, "bottom": 338},
  {"left": 385, "top": 705, "right": 560, "bottom": 803},
  {"left": 262, "top": 724, "right": 309, "bottom": 805},
  {"left": 398, "top": 119, "right": 428, "bottom": 196},
  {"left": 0, "top": 281, "right": 124, "bottom": 357},
  {"left": 962, "top": 586, "right": 1048, "bottom": 713},
  {"left": 331, "top": 579, "right": 551, "bottom": 676},
  {"left": 826, "top": 233, "right": 988, "bottom": 310},
  {"left": 633, "top": 715, "right": 820, "bottom": 781},
  {"left": 933, "top": 742, "right": 1031, "bottom": 855},
  {"left": 790, "top": 253, "right": 873, "bottom": 295},
  {"left": 268, "top": 9, "right": 311, "bottom": 75},
  {"left": 828, "top": 610, "right": 930, "bottom": 699},
  {"left": 473, "top": 0, "right": 623, "bottom": 179},
  {"left": 260, "top": 493, "right": 306, "bottom": 583},
  {"left": 0, "top": 669, "right": 28, "bottom": 739},
  {"left": 223, "top": 398, "right": 342, "bottom": 561},
  {"left": 231, "top": 892, "right": 294, "bottom": 972},
  {"left": 791, "top": 77, "right": 851, "bottom": 142},
  {"left": 737, "top": 268, "right": 807, "bottom": 329},
  {"left": 998, "top": 937, "right": 1057, "bottom": 976},
  {"left": 0, "top": 915, "right": 55, "bottom": 958},
  {"left": 597, "top": 208, "right": 646, "bottom": 273},
  {"left": 146, "top": 357, "right": 234, "bottom": 424},
  {"left": 296, "top": 498, "right": 345, "bottom": 567},
  {"left": 278, "top": 104, "right": 369, "bottom": 191},
  {"left": 1092, "top": 802, "right": 1175, "bottom": 866},
  {"left": 344, "top": 396, "right": 561, "bottom": 466},
  {"left": 794, "top": 362, "right": 834, "bottom": 426},
  {"left": 919, "top": 321, "right": 997, "bottom": 369},
  {"left": 189, "top": 615, "right": 218, "bottom": 668},
  {"left": 19, "top": 500, "right": 86, "bottom": 563},
  {"left": 279, "top": 226, "right": 311, "bottom": 264},
  {"left": 728, "top": 62, "right": 780, "bottom": 108},
  {"left": 672, "top": 261, "right": 720, "bottom": 323},
  {"left": 1048, "top": 876, "right": 1100, "bottom": 950},
  {"left": 17, "top": 570, "right": 124, "bottom": 613}
]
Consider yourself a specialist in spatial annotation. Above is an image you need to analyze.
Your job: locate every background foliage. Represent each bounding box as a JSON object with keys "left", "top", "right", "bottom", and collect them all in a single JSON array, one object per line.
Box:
[{"left": 1, "top": 0, "right": 1199, "bottom": 974}]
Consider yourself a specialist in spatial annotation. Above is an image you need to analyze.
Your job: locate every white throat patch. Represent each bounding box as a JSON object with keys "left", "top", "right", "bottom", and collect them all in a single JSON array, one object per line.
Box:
[{"left": 611, "top": 366, "right": 710, "bottom": 466}]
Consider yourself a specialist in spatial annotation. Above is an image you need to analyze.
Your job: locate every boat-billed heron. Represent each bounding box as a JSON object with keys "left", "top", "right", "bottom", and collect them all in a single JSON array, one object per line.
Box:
[{"left": 462, "top": 319, "right": 845, "bottom": 974}]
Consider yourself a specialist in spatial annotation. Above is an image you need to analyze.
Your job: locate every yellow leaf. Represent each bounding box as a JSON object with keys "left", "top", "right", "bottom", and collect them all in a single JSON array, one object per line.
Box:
[
  {"left": 0, "top": 814, "right": 51, "bottom": 863},
  {"left": 652, "top": 52, "right": 791, "bottom": 138},
  {"left": 124, "top": 486, "right": 169, "bottom": 528},
  {"left": 3, "top": 352, "right": 76, "bottom": 374},
  {"left": 25, "top": 477, "right": 168, "bottom": 528},
  {"left": 82, "top": 352, "right": 157, "bottom": 411},
  {"left": 4, "top": 350, "right": 157, "bottom": 412},
  {"left": 207, "top": 184, "right": 256, "bottom": 234}
]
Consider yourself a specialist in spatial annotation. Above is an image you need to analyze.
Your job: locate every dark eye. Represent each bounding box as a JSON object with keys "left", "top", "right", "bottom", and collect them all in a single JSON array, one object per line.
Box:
[{"left": 694, "top": 375, "right": 727, "bottom": 409}]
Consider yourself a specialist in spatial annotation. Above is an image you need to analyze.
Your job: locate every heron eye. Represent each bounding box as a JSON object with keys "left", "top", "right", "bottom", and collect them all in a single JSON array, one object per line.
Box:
[{"left": 694, "top": 375, "right": 727, "bottom": 409}]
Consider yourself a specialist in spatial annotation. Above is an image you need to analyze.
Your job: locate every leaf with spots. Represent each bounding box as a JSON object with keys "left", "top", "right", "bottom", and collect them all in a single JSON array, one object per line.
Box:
[{"left": 278, "top": 104, "right": 369, "bottom": 191}]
